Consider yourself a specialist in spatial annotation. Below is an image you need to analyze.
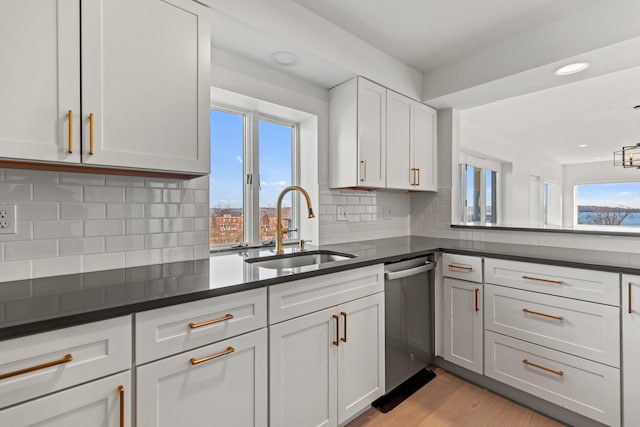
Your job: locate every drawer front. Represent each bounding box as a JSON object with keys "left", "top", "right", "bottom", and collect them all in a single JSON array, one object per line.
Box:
[
  {"left": 485, "top": 284, "right": 619, "bottom": 366},
  {"left": 485, "top": 258, "right": 619, "bottom": 305},
  {"left": 136, "top": 288, "right": 267, "bottom": 364},
  {"left": 0, "top": 316, "right": 131, "bottom": 409},
  {"left": 269, "top": 265, "right": 384, "bottom": 324},
  {"left": 485, "top": 331, "right": 620, "bottom": 426},
  {"left": 442, "top": 253, "right": 482, "bottom": 282}
]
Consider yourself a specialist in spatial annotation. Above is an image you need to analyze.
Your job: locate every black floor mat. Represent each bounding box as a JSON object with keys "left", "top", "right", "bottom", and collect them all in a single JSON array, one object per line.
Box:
[{"left": 371, "top": 368, "right": 436, "bottom": 413}]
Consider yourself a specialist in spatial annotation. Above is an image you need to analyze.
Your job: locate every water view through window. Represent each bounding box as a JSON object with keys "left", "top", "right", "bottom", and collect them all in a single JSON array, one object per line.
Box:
[{"left": 576, "top": 182, "right": 640, "bottom": 226}]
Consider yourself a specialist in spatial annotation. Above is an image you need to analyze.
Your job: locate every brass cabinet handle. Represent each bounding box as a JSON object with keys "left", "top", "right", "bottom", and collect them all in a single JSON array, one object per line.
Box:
[
  {"left": 629, "top": 282, "right": 633, "bottom": 314},
  {"left": 190, "top": 346, "right": 235, "bottom": 365},
  {"left": 474, "top": 288, "right": 479, "bottom": 312},
  {"left": 522, "top": 275, "right": 563, "bottom": 285},
  {"left": 118, "top": 385, "right": 125, "bottom": 427},
  {"left": 522, "top": 308, "right": 563, "bottom": 321},
  {"left": 448, "top": 263, "right": 473, "bottom": 271},
  {"left": 0, "top": 353, "right": 72, "bottom": 381},
  {"left": 360, "top": 160, "right": 367, "bottom": 182},
  {"left": 340, "top": 311, "right": 347, "bottom": 343},
  {"left": 522, "top": 359, "right": 563, "bottom": 376},
  {"left": 332, "top": 314, "right": 340, "bottom": 347},
  {"left": 189, "top": 313, "right": 233, "bottom": 329},
  {"left": 68, "top": 110, "right": 73, "bottom": 153},
  {"left": 410, "top": 168, "right": 416, "bottom": 186},
  {"left": 88, "top": 113, "right": 95, "bottom": 155},
  {"left": 416, "top": 168, "right": 420, "bottom": 186}
]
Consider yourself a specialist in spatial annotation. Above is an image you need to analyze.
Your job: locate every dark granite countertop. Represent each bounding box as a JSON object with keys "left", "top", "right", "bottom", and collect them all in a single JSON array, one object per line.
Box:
[{"left": 2, "top": 235, "right": 640, "bottom": 340}]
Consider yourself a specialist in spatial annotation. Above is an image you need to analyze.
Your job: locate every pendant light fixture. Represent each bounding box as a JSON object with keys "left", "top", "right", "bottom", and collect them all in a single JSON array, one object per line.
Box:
[{"left": 614, "top": 106, "right": 640, "bottom": 168}]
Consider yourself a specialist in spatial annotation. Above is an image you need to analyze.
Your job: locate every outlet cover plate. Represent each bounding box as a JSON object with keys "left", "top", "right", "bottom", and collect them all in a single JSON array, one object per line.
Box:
[{"left": 0, "top": 204, "right": 17, "bottom": 234}]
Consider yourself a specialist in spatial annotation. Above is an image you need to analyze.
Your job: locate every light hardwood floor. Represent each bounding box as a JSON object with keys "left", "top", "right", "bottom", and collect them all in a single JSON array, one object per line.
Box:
[{"left": 347, "top": 367, "right": 563, "bottom": 427}]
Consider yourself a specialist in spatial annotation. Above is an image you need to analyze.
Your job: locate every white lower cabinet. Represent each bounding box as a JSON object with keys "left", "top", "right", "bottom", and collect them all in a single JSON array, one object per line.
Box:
[
  {"left": 623, "top": 274, "right": 640, "bottom": 427},
  {"left": 0, "top": 370, "right": 131, "bottom": 427},
  {"left": 443, "top": 277, "right": 483, "bottom": 374},
  {"left": 270, "top": 293, "right": 385, "bottom": 427},
  {"left": 137, "top": 328, "right": 268, "bottom": 427}
]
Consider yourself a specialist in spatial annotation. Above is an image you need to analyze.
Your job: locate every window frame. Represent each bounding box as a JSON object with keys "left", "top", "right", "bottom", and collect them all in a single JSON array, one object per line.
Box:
[
  {"left": 210, "top": 105, "right": 300, "bottom": 250},
  {"left": 459, "top": 153, "right": 501, "bottom": 225}
]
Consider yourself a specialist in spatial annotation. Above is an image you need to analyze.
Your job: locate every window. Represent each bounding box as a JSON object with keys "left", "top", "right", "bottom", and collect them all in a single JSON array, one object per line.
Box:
[
  {"left": 210, "top": 108, "right": 298, "bottom": 247},
  {"left": 576, "top": 182, "right": 640, "bottom": 227},
  {"left": 461, "top": 163, "right": 498, "bottom": 224}
]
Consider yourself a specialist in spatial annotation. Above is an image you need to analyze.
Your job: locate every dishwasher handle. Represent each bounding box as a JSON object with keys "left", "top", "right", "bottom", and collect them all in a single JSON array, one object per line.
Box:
[{"left": 385, "top": 262, "right": 434, "bottom": 280}]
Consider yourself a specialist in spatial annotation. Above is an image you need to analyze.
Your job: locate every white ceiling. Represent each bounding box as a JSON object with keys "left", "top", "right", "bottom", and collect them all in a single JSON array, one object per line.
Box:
[
  {"left": 462, "top": 66, "right": 640, "bottom": 165},
  {"left": 291, "top": 0, "right": 600, "bottom": 72}
]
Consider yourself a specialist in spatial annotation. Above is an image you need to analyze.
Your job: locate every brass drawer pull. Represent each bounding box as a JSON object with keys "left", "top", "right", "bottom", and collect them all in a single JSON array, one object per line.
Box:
[
  {"left": 522, "top": 275, "right": 563, "bottom": 285},
  {"left": 0, "top": 353, "right": 73, "bottom": 381},
  {"left": 522, "top": 359, "right": 564, "bottom": 376},
  {"left": 88, "top": 113, "right": 95, "bottom": 155},
  {"left": 522, "top": 308, "right": 563, "bottom": 321},
  {"left": 332, "top": 314, "right": 340, "bottom": 347},
  {"left": 340, "top": 311, "right": 347, "bottom": 343},
  {"left": 68, "top": 110, "right": 73, "bottom": 153},
  {"left": 629, "top": 282, "right": 633, "bottom": 314},
  {"left": 189, "top": 313, "right": 233, "bottom": 329},
  {"left": 118, "top": 385, "right": 125, "bottom": 427},
  {"left": 416, "top": 168, "right": 420, "bottom": 186},
  {"left": 190, "top": 346, "right": 235, "bottom": 365},
  {"left": 448, "top": 263, "right": 473, "bottom": 271},
  {"left": 411, "top": 168, "right": 417, "bottom": 185},
  {"left": 360, "top": 160, "right": 367, "bottom": 182},
  {"left": 474, "top": 288, "right": 479, "bottom": 312}
]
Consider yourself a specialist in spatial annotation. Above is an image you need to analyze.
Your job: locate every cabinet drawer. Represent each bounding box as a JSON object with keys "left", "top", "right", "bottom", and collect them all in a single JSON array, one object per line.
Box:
[
  {"left": 485, "top": 258, "right": 619, "bottom": 305},
  {"left": 485, "top": 331, "right": 620, "bottom": 426},
  {"left": 442, "top": 253, "right": 482, "bottom": 282},
  {"left": 485, "top": 284, "right": 619, "bottom": 366},
  {"left": 136, "top": 288, "right": 267, "bottom": 364},
  {"left": 269, "top": 265, "right": 384, "bottom": 324},
  {"left": 0, "top": 316, "right": 131, "bottom": 409}
]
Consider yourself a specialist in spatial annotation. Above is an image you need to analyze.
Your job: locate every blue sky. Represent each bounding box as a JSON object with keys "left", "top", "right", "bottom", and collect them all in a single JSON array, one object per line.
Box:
[
  {"left": 210, "top": 110, "right": 293, "bottom": 209},
  {"left": 577, "top": 182, "right": 640, "bottom": 209}
]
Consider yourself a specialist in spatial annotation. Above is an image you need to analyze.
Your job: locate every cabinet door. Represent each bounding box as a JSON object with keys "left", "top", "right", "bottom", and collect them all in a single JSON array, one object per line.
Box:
[
  {"left": 81, "top": 0, "right": 210, "bottom": 174},
  {"left": 357, "top": 78, "right": 386, "bottom": 187},
  {"left": 0, "top": 371, "right": 131, "bottom": 427},
  {"left": 337, "top": 293, "right": 385, "bottom": 424},
  {"left": 0, "top": 1, "right": 81, "bottom": 163},
  {"left": 624, "top": 274, "right": 640, "bottom": 426},
  {"left": 386, "top": 91, "right": 413, "bottom": 190},
  {"left": 137, "top": 328, "right": 268, "bottom": 427},
  {"left": 443, "top": 278, "right": 483, "bottom": 374},
  {"left": 413, "top": 102, "right": 437, "bottom": 191},
  {"left": 270, "top": 307, "right": 338, "bottom": 427}
]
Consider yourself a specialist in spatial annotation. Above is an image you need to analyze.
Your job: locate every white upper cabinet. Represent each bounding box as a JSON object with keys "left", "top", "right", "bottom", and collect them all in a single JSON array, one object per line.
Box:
[
  {"left": 0, "top": 0, "right": 210, "bottom": 175},
  {"left": 330, "top": 76, "right": 437, "bottom": 191},
  {"left": 0, "top": 1, "right": 81, "bottom": 164}
]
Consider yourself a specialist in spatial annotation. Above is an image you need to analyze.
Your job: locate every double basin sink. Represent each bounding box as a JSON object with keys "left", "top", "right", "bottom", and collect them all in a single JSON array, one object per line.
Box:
[{"left": 245, "top": 250, "right": 355, "bottom": 270}]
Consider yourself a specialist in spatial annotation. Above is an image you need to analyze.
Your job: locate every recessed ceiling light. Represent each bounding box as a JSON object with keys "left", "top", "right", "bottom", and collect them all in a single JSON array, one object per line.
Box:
[
  {"left": 554, "top": 62, "right": 590, "bottom": 76},
  {"left": 270, "top": 51, "right": 300, "bottom": 66},
  {"left": 578, "top": 144, "right": 588, "bottom": 148}
]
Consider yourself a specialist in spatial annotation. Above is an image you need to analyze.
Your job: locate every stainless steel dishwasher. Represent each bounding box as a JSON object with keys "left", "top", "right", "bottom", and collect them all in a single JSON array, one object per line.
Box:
[{"left": 374, "top": 256, "right": 435, "bottom": 411}]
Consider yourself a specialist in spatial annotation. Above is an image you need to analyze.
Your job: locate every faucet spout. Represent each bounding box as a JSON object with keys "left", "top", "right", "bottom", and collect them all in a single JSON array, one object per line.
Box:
[{"left": 276, "top": 185, "right": 315, "bottom": 254}]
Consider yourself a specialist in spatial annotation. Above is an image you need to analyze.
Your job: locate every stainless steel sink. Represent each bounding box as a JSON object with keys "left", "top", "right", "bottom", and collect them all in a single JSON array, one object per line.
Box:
[{"left": 245, "top": 250, "right": 355, "bottom": 269}]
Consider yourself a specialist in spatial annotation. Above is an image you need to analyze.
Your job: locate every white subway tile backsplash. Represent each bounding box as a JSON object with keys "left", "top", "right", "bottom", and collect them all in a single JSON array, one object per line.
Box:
[
  {"left": 34, "top": 184, "right": 81, "bottom": 202},
  {"left": 181, "top": 176, "right": 208, "bottom": 189},
  {"left": 145, "top": 178, "right": 180, "bottom": 188},
  {"left": 193, "top": 244, "right": 210, "bottom": 259},
  {"left": 60, "top": 203, "right": 106, "bottom": 220},
  {"left": 163, "top": 189, "right": 194, "bottom": 203},
  {"left": 84, "top": 186, "right": 125, "bottom": 202},
  {"left": 60, "top": 172, "right": 105, "bottom": 186},
  {"left": 1, "top": 260, "right": 32, "bottom": 282},
  {"left": 162, "top": 246, "right": 193, "bottom": 263},
  {"left": 107, "top": 203, "right": 145, "bottom": 219},
  {"left": 33, "top": 255, "right": 82, "bottom": 278},
  {"left": 5, "top": 169, "right": 58, "bottom": 184},
  {"left": 125, "top": 249, "right": 162, "bottom": 267},
  {"left": 83, "top": 252, "right": 124, "bottom": 272},
  {"left": 85, "top": 220, "right": 125, "bottom": 237},
  {"left": 193, "top": 217, "right": 209, "bottom": 230},
  {"left": 0, "top": 183, "right": 32, "bottom": 202},
  {"left": 34, "top": 221, "right": 83, "bottom": 239},
  {"left": 145, "top": 233, "right": 179, "bottom": 249},
  {"left": 5, "top": 240, "right": 57, "bottom": 261},
  {"left": 179, "top": 231, "right": 209, "bottom": 246},
  {"left": 126, "top": 219, "right": 163, "bottom": 234},
  {"left": 59, "top": 237, "right": 105, "bottom": 256},
  {"left": 17, "top": 203, "right": 58, "bottom": 221},
  {"left": 180, "top": 203, "right": 208, "bottom": 217},
  {"left": 147, "top": 203, "right": 180, "bottom": 218},
  {"left": 163, "top": 218, "right": 194, "bottom": 233},
  {"left": 0, "top": 222, "right": 32, "bottom": 242},
  {"left": 106, "top": 235, "right": 144, "bottom": 252},
  {"left": 106, "top": 175, "right": 145, "bottom": 187},
  {"left": 126, "top": 187, "right": 162, "bottom": 203}
]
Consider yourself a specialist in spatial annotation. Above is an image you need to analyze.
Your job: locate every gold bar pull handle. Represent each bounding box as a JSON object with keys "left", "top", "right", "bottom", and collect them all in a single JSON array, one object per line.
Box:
[
  {"left": 88, "top": 113, "right": 95, "bottom": 155},
  {"left": 522, "top": 308, "right": 563, "bottom": 321},
  {"left": 340, "top": 311, "right": 347, "bottom": 343},
  {"left": 0, "top": 353, "right": 72, "bottom": 381},
  {"left": 629, "top": 282, "right": 633, "bottom": 314},
  {"left": 190, "top": 347, "right": 235, "bottom": 365},
  {"left": 416, "top": 168, "right": 420, "bottom": 186},
  {"left": 474, "top": 288, "right": 479, "bottom": 312},
  {"left": 410, "top": 168, "right": 416, "bottom": 185},
  {"left": 189, "top": 313, "right": 233, "bottom": 329},
  {"left": 360, "top": 160, "right": 367, "bottom": 182},
  {"left": 522, "top": 359, "right": 564, "bottom": 376},
  {"left": 448, "top": 263, "right": 473, "bottom": 271},
  {"left": 118, "top": 385, "right": 125, "bottom": 427},
  {"left": 332, "top": 314, "right": 340, "bottom": 347},
  {"left": 68, "top": 110, "right": 73, "bottom": 153},
  {"left": 522, "top": 275, "right": 563, "bottom": 285}
]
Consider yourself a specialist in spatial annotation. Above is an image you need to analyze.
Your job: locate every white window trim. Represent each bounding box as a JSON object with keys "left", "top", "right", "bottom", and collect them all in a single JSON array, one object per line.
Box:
[{"left": 460, "top": 153, "right": 502, "bottom": 224}]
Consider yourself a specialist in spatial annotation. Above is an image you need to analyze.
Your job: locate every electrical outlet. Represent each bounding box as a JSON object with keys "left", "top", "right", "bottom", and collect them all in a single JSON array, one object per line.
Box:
[
  {"left": 336, "top": 206, "right": 348, "bottom": 221},
  {"left": 0, "top": 204, "right": 17, "bottom": 234}
]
